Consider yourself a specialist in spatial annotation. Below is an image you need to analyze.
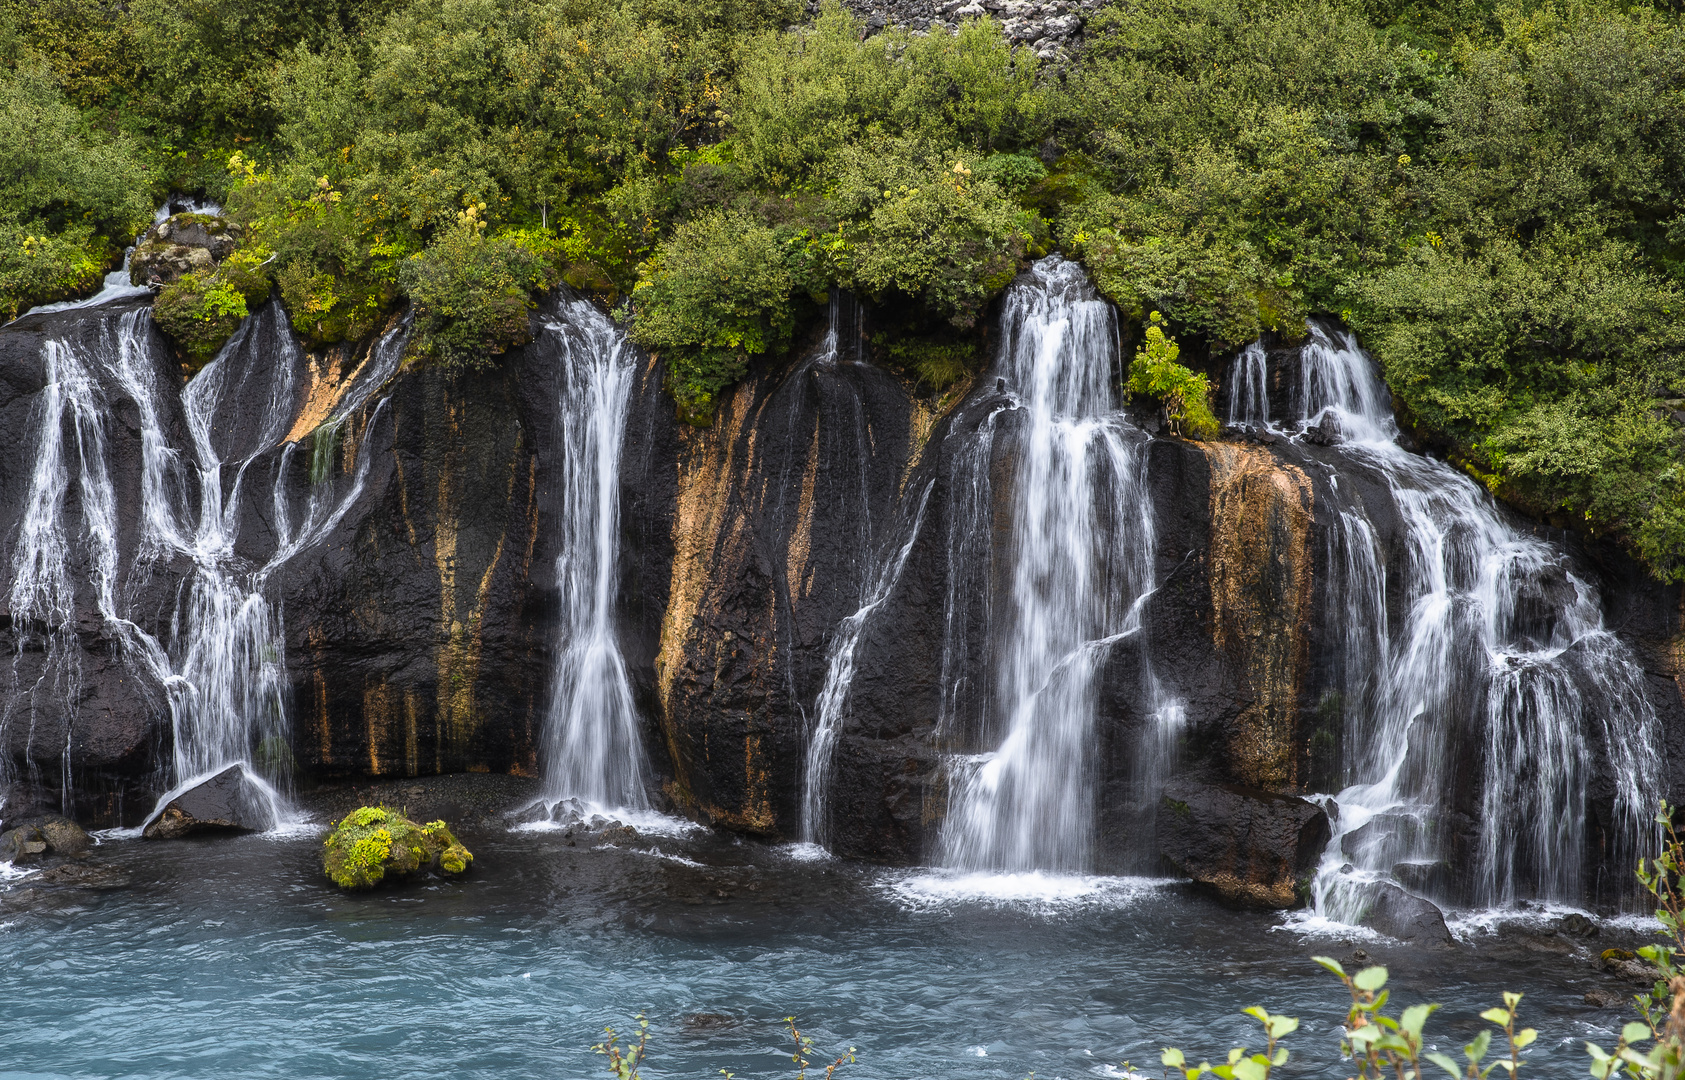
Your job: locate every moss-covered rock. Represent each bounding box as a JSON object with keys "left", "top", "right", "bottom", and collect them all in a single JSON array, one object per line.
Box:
[
  {"left": 129, "top": 213, "right": 244, "bottom": 289},
  {"left": 321, "top": 806, "right": 473, "bottom": 890}
]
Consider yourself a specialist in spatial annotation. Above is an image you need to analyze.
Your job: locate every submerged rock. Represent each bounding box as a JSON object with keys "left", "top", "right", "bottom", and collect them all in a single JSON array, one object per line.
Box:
[
  {"left": 30, "top": 862, "right": 131, "bottom": 890},
  {"left": 322, "top": 806, "right": 473, "bottom": 890},
  {"left": 1356, "top": 882, "right": 1454, "bottom": 945},
  {"left": 143, "top": 765, "right": 273, "bottom": 840},
  {"left": 1156, "top": 782, "right": 1330, "bottom": 908}
]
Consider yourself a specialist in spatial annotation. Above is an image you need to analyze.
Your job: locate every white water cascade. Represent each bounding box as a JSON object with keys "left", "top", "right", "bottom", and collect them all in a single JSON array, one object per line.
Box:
[
  {"left": 4, "top": 303, "right": 393, "bottom": 826},
  {"left": 531, "top": 296, "right": 649, "bottom": 819},
  {"left": 937, "top": 257, "right": 1166, "bottom": 875},
  {"left": 1245, "top": 323, "right": 1665, "bottom": 917},
  {"left": 1225, "top": 340, "right": 1269, "bottom": 428}
]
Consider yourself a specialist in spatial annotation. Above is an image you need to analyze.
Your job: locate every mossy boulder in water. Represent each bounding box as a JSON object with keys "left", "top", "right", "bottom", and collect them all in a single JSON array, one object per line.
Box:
[{"left": 322, "top": 806, "right": 472, "bottom": 890}]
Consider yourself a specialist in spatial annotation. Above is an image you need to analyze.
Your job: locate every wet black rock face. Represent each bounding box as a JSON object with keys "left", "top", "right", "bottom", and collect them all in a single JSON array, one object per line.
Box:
[
  {"left": 5, "top": 284, "right": 1685, "bottom": 918},
  {"left": 1155, "top": 782, "right": 1330, "bottom": 909}
]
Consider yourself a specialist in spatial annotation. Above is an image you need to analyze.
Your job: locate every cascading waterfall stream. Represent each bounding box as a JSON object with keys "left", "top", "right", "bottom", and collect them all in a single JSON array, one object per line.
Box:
[
  {"left": 937, "top": 257, "right": 1167, "bottom": 876},
  {"left": 1225, "top": 340, "right": 1269, "bottom": 428},
  {"left": 531, "top": 296, "right": 649, "bottom": 820},
  {"left": 1251, "top": 324, "right": 1665, "bottom": 919},
  {"left": 4, "top": 303, "right": 392, "bottom": 827}
]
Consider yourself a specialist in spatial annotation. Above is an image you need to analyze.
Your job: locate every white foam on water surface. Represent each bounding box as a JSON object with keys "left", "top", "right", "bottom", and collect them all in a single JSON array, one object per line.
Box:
[
  {"left": 604, "top": 846, "right": 705, "bottom": 869},
  {"left": 1445, "top": 902, "right": 1610, "bottom": 940},
  {"left": 510, "top": 804, "right": 700, "bottom": 839},
  {"left": 883, "top": 869, "right": 1174, "bottom": 912},
  {"left": 1273, "top": 909, "right": 1385, "bottom": 943},
  {"left": 779, "top": 842, "right": 834, "bottom": 863}
]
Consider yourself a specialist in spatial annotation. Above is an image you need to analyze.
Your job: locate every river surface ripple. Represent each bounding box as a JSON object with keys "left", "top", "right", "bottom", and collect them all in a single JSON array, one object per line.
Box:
[{"left": 0, "top": 821, "right": 1651, "bottom": 1079}]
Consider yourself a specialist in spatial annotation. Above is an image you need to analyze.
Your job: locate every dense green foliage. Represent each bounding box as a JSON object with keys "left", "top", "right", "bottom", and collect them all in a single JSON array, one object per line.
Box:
[{"left": 5, "top": 0, "right": 1685, "bottom": 572}]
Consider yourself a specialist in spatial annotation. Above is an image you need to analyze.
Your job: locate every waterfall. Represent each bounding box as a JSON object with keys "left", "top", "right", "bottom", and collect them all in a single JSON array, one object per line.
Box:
[
  {"left": 1225, "top": 341, "right": 1269, "bottom": 428},
  {"left": 3, "top": 337, "right": 116, "bottom": 813},
  {"left": 4, "top": 303, "right": 391, "bottom": 826},
  {"left": 531, "top": 296, "right": 648, "bottom": 819},
  {"left": 1285, "top": 322, "right": 1663, "bottom": 915},
  {"left": 937, "top": 257, "right": 1165, "bottom": 875}
]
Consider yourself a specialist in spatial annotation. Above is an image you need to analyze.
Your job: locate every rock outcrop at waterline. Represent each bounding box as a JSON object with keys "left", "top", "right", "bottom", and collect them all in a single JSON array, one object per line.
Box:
[
  {"left": 321, "top": 805, "right": 472, "bottom": 889},
  {"left": 4, "top": 279, "right": 1685, "bottom": 917}
]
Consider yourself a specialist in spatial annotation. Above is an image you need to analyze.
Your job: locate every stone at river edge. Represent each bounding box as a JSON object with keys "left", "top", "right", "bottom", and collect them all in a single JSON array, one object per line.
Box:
[
  {"left": 143, "top": 765, "right": 274, "bottom": 840},
  {"left": 0, "top": 817, "right": 91, "bottom": 864},
  {"left": 1156, "top": 782, "right": 1330, "bottom": 908},
  {"left": 322, "top": 807, "right": 473, "bottom": 890},
  {"left": 1355, "top": 881, "right": 1454, "bottom": 945}
]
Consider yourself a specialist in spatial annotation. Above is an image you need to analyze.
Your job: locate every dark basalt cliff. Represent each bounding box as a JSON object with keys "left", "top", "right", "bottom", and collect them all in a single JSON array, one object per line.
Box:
[{"left": 4, "top": 289, "right": 1684, "bottom": 910}]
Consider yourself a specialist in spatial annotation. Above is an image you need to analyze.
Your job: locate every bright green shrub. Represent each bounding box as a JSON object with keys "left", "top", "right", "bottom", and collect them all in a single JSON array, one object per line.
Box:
[
  {"left": 0, "top": 62, "right": 151, "bottom": 317},
  {"left": 0, "top": 224, "right": 109, "bottom": 321},
  {"left": 1347, "top": 228, "right": 1685, "bottom": 574},
  {"left": 1126, "top": 312, "right": 1220, "bottom": 440},
  {"left": 630, "top": 209, "right": 805, "bottom": 423},
  {"left": 151, "top": 252, "right": 273, "bottom": 366},
  {"left": 399, "top": 211, "right": 558, "bottom": 370},
  {"left": 826, "top": 138, "right": 1038, "bottom": 329},
  {"left": 731, "top": 4, "right": 1044, "bottom": 187},
  {"left": 225, "top": 153, "right": 412, "bottom": 349}
]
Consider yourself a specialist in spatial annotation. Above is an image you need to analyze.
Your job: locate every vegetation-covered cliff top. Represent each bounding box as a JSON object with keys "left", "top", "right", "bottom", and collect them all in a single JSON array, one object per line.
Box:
[{"left": 4, "top": 0, "right": 1685, "bottom": 577}]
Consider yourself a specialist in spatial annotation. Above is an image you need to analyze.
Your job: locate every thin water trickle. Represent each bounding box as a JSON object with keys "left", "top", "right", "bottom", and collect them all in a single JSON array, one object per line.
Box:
[
  {"left": 1273, "top": 322, "right": 1663, "bottom": 921},
  {"left": 938, "top": 257, "right": 1169, "bottom": 875},
  {"left": 530, "top": 296, "right": 649, "bottom": 820},
  {"left": 799, "top": 481, "right": 933, "bottom": 849}
]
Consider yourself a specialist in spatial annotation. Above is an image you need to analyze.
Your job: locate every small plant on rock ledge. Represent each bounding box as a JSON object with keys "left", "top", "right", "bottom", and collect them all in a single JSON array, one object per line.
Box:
[{"left": 1126, "top": 312, "right": 1219, "bottom": 441}]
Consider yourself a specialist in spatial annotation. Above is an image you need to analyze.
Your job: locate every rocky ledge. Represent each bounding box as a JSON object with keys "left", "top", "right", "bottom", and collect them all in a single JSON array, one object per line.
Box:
[{"left": 812, "top": 0, "right": 1108, "bottom": 60}]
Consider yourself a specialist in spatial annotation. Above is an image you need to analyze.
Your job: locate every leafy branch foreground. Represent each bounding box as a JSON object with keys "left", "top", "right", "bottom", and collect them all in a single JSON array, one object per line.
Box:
[{"left": 592, "top": 804, "right": 1685, "bottom": 1080}]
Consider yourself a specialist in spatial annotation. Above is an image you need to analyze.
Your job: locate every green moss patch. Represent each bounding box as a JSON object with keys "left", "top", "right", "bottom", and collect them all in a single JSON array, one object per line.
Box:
[{"left": 322, "top": 805, "right": 473, "bottom": 891}]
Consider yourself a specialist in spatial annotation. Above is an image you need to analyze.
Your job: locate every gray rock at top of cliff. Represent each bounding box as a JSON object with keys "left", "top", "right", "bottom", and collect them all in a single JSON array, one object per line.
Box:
[
  {"left": 1156, "top": 781, "right": 1330, "bottom": 908},
  {"left": 129, "top": 213, "right": 244, "bottom": 290},
  {"left": 143, "top": 765, "right": 273, "bottom": 840},
  {"left": 809, "top": 0, "right": 1106, "bottom": 62}
]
